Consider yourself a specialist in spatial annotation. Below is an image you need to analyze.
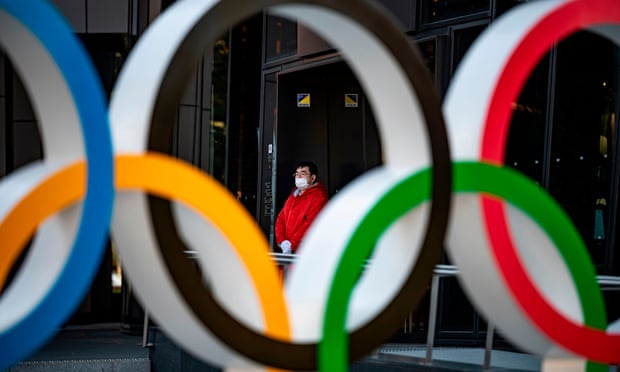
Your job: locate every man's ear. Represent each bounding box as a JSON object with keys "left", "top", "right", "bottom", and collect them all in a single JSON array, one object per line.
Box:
[{"left": 311, "top": 174, "right": 317, "bottom": 184}]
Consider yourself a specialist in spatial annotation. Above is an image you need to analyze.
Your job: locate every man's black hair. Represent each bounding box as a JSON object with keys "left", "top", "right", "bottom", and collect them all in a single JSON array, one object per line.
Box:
[{"left": 297, "top": 160, "right": 318, "bottom": 176}]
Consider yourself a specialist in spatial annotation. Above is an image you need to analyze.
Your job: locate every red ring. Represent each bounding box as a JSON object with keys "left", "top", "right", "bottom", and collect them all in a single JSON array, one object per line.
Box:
[{"left": 480, "top": 0, "right": 620, "bottom": 363}]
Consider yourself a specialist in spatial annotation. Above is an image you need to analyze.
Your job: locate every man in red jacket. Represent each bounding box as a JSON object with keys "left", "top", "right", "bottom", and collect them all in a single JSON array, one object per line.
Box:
[{"left": 275, "top": 161, "right": 328, "bottom": 254}]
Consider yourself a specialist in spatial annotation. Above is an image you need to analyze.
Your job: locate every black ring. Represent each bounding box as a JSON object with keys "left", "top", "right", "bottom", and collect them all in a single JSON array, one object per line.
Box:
[{"left": 147, "top": 0, "right": 451, "bottom": 369}]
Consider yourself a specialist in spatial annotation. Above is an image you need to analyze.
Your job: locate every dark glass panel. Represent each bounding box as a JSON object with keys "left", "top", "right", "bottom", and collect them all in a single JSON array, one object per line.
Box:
[
  {"left": 451, "top": 24, "right": 486, "bottom": 74},
  {"left": 436, "top": 277, "right": 480, "bottom": 344},
  {"left": 494, "top": 0, "right": 529, "bottom": 18},
  {"left": 210, "top": 36, "right": 229, "bottom": 184},
  {"left": 372, "top": 0, "right": 415, "bottom": 31},
  {"left": 265, "top": 14, "right": 297, "bottom": 62},
  {"left": 548, "top": 31, "right": 619, "bottom": 273},
  {"left": 421, "top": 0, "right": 489, "bottom": 24},
  {"left": 228, "top": 16, "right": 261, "bottom": 214},
  {"left": 504, "top": 54, "right": 550, "bottom": 184},
  {"left": 417, "top": 38, "right": 437, "bottom": 81}
]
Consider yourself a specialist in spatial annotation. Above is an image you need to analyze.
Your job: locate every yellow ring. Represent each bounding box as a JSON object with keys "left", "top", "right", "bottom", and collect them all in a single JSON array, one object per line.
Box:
[
  {"left": 0, "top": 153, "right": 290, "bottom": 341},
  {"left": 0, "top": 162, "right": 85, "bottom": 289}
]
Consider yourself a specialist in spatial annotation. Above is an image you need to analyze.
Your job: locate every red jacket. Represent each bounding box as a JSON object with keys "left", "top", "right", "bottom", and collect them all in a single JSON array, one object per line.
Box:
[{"left": 275, "top": 182, "right": 328, "bottom": 252}]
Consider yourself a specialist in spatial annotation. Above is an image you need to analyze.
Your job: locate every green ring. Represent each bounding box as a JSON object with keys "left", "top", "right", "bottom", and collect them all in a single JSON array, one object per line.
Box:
[{"left": 320, "top": 161, "right": 606, "bottom": 370}]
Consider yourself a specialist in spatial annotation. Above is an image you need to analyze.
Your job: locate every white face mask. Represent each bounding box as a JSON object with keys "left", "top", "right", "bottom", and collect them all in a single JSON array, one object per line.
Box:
[{"left": 295, "top": 177, "right": 309, "bottom": 190}]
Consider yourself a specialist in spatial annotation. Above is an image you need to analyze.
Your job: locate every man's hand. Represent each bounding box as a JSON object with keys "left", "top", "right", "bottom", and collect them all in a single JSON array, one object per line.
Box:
[{"left": 280, "top": 240, "right": 292, "bottom": 254}]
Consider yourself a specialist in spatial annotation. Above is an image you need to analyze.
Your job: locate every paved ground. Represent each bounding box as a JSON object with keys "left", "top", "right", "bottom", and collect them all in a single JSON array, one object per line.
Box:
[
  {"left": 4, "top": 324, "right": 148, "bottom": 372},
  {"left": 376, "top": 344, "right": 541, "bottom": 371},
  {"left": 375, "top": 344, "right": 620, "bottom": 372},
  {"left": 4, "top": 324, "right": 619, "bottom": 371}
]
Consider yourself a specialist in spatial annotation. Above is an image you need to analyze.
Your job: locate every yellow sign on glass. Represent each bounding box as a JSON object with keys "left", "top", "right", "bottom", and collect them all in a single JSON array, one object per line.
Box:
[{"left": 297, "top": 93, "right": 310, "bottom": 107}]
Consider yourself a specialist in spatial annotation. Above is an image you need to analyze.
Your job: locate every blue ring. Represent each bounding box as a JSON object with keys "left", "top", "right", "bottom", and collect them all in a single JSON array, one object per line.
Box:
[{"left": 0, "top": 0, "right": 113, "bottom": 368}]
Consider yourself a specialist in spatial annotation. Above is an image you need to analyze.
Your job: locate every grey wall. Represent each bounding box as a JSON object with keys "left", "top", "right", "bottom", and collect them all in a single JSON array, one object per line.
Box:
[{"left": 50, "top": 0, "right": 161, "bottom": 34}]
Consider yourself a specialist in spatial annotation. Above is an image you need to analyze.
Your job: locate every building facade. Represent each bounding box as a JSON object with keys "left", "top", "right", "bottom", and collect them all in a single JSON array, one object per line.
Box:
[{"left": 1, "top": 0, "right": 619, "bottom": 348}]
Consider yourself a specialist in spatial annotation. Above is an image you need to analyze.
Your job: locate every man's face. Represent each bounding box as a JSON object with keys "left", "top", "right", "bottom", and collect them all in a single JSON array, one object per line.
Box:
[{"left": 294, "top": 166, "right": 315, "bottom": 184}]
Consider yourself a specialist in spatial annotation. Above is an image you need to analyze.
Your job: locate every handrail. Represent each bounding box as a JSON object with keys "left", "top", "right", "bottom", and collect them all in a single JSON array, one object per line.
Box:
[
  {"left": 270, "top": 252, "right": 298, "bottom": 265},
  {"left": 597, "top": 275, "right": 620, "bottom": 290}
]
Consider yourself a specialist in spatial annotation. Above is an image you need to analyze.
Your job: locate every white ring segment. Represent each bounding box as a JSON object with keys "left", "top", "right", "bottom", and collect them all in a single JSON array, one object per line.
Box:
[
  {"left": 110, "top": 0, "right": 434, "bottom": 367},
  {"left": 0, "top": 9, "right": 85, "bottom": 334}
]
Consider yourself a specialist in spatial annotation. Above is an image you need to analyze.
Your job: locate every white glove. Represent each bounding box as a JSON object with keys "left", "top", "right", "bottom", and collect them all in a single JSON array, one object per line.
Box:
[{"left": 280, "top": 240, "right": 292, "bottom": 254}]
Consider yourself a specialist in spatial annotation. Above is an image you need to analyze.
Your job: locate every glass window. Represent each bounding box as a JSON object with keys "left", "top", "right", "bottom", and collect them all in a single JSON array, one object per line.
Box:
[
  {"left": 504, "top": 54, "right": 550, "bottom": 184},
  {"left": 548, "top": 31, "right": 619, "bottom": 274},
  {"left": 265, "top": 14, "right": 297, "bottom": 62},
  {"left": 421, "top": 0, "right": 489, "bottom": 25}
]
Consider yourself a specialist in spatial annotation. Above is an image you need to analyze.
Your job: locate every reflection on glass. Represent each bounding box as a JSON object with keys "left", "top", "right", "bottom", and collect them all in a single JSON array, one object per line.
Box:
[
  {"left": 504, "top": 54, "right": 550, "bottom": 184},
  {"left": 111, "top": 243, "right": 122, "bottom": 294},
  {"left": 211, "top": 37, "right": 229, "bottom": 184},
  {"left": 265, "top": 15, "right": 297, "bottom": 62}
]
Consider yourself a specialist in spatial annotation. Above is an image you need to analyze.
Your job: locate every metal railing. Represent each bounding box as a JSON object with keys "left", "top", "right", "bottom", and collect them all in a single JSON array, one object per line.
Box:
[
  {"left": 141, "top": 252, "right": 620, "bottom": 370},
  {"left": 271, "top": 252, "right": 298, "bottom": 279},
  {"left": 424, "top": 264, "right": 620, "bottom": 369},
  {"left": 423, "top": 264, "right": 494, "bottom": 368}
]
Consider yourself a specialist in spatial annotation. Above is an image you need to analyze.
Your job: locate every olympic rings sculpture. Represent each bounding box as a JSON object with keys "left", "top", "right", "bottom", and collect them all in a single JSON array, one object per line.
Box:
[
  {"left": 444, "top": 1, "right": 620, "bottom": 370},
  {"left": 0, "top": 0, "right": 619, "bottom": 371}
]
